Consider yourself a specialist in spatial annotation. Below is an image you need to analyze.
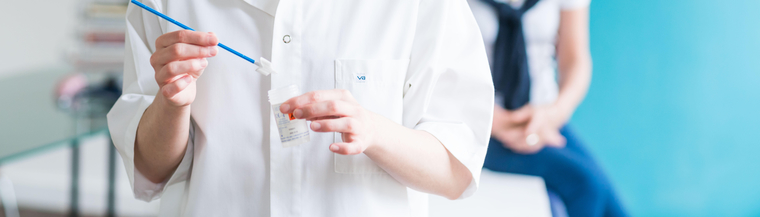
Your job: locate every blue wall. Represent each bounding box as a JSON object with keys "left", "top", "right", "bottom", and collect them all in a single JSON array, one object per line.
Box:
[{"left": 573, "top": 0, "right": 760, "bottom": 216}]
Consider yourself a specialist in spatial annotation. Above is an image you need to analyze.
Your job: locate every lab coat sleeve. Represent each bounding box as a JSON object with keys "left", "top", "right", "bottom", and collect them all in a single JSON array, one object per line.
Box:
[
  {"left": 403, "top": 0, "right": 494, "bottom": 199},
  {"left": 106, "top": 0, "right": 194, "bottom": 202}
]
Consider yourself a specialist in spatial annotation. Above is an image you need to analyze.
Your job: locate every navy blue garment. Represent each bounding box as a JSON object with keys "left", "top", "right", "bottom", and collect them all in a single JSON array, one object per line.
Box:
[
  {"left": 481, "top": 0, "right": 537, "bottom": 110},
  {"left": 484, "top": 126, "right": 628, "bottom": 217}
]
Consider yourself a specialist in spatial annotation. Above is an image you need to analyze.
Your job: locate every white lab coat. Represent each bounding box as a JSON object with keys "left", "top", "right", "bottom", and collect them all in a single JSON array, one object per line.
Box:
[{"left": 107, "top": 0, "right": 494, "bottom": 216}]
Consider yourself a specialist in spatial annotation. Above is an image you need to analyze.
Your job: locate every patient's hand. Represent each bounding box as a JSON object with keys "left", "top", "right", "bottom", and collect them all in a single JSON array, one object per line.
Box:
[
  {"left": 491, "top": 105, "right": 540, "bottom": 153},
  {"left": 524, "top": 105, "right": 567, "bottom": 149},
  {"left": 491, "top": 105, "right": 566, "bottom": 154}
]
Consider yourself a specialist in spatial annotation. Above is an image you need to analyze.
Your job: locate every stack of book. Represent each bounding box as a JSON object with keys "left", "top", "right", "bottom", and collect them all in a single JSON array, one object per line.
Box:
[{"left": 67, "top": 0, "right": 128, "bottom": 73}]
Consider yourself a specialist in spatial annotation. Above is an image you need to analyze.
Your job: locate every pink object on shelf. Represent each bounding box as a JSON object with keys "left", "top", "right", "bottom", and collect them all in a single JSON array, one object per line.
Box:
[{"left": 55, "top": 73, "right": 88, "bottom": 101}]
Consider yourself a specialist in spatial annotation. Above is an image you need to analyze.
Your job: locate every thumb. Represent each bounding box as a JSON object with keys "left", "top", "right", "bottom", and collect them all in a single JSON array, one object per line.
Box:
[
  {"left": 330, "top": 142, "right": 363, "bottom": 155},
  {"left": 162, "top": 75, "right": 193, "bottom": 99},
  {"left": 508, "top": 105, "right": 533, "bottom": 124},
  {"left": 525, "top": 115, "right": 541, "bottom": 136},
  {"left": 543, "top": 130, "right": 567, "bottom": 148}
]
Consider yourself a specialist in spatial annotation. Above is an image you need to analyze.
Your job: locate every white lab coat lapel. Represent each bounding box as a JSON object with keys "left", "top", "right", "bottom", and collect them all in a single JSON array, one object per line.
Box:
[{"left": 242, "top": 0, "right": 279, "bottom": 17}]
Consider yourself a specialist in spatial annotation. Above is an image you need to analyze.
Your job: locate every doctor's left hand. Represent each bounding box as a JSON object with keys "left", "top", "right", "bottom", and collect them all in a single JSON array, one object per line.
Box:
[{"left": 280, "top": 89, "right": 387, "bottom": 155}]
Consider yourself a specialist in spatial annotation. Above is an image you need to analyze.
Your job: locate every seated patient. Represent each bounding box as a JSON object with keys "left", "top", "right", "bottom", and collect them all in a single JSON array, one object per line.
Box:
[{"left": 468, "top": 0, "right": 628, "bottom": 216}]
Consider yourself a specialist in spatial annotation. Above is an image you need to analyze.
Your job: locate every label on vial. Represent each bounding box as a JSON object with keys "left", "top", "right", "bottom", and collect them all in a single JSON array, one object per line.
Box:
[{"left": 272, "top": 103, "right": 310, "bottom": 146}]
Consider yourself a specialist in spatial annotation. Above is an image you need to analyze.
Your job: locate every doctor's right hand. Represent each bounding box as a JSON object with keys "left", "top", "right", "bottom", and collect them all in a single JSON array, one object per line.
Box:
[{"left": 150, "top": 30, "right": 218, "bottom": 107}]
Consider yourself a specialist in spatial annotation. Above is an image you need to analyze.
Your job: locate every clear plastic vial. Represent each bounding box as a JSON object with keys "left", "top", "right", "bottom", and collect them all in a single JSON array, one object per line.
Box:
[{"left": 269, "top": 85, "right": 310, "bottom": 147}]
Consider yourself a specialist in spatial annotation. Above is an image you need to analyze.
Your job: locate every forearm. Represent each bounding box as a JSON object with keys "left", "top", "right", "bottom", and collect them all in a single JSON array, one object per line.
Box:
[
  {"left": 134, "top": 94, "right": 191, "bottom": 183},
  {"left": 364, "top": 117, "right": 472, "bottom": 200},
  {"left": 553, "top": 7, "right": 592, "bottom": 124},
  {"left": 553, "top": 56, "right": 591, "bottom": 123},
  {"left": 281, "top": 90, "right": 475, "bottom": 199}
]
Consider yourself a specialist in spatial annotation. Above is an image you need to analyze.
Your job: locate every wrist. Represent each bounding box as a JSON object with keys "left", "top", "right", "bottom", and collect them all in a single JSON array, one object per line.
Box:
[
  {"left": 154, "top": 93, "right": 191, "bottom": 115},
  {"left": 363, "top": 113, "right": 401, "bottom": 156},
  {"left": 549, "top": 102, "right": 573, "bottom": 126}
]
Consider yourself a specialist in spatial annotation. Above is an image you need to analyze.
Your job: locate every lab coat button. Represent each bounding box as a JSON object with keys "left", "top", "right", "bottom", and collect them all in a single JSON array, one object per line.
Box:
[{"left": 283, "top": 35, "right": 291, "bottom": 43}]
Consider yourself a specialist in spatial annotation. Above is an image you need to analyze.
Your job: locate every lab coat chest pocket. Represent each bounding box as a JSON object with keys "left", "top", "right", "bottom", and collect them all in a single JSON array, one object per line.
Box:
[{"left": 334, "top": 59, "right": 409, "bottom": 174}]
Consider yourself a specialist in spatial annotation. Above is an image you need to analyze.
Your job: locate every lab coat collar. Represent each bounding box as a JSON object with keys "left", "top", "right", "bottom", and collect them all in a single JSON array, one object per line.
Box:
[{"left": 242, "top": 0, "right": 278, "bottom": 17}]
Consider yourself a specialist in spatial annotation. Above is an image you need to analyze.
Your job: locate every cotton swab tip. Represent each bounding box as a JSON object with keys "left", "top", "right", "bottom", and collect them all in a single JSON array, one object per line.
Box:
[{"left": 254, "top": 57, "right": 277, "bottom": 76}]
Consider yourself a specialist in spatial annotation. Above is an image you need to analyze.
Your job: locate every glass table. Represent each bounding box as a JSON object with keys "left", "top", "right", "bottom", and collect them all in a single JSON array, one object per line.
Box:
[{"left": 0, "top": 67, "right": 117, "bottom": 217}]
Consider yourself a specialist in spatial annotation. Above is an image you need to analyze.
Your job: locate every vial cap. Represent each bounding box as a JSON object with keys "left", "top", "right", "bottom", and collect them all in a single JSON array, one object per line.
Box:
[{"left": 268, "top": 84, "right": 300, "bottom": 104}]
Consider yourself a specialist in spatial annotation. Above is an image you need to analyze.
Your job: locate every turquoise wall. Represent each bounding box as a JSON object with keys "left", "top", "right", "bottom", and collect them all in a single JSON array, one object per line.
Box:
[{"left": 573, "top": 0, "right": 760, "bottom": 216}]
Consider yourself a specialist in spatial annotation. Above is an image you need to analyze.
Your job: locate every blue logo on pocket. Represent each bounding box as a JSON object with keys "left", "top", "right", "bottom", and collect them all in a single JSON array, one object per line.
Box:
[{"left": 355, "top": 74, "right": 367, "bottom": 83}]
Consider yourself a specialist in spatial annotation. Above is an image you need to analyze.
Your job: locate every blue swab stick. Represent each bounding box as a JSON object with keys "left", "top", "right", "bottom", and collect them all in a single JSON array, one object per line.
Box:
[{"left": 129, "top": 0, "right": 276, "bottom": 75}]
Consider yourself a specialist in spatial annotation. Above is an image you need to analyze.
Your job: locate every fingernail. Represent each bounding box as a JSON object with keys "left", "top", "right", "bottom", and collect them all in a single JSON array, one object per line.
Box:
[
  {"left": 207, "top": 32, "right": 216, "bottom": 45},
  {"left": 200, "top": 59, "right": 208, "bottom": 67},
  {"left": 293, "top": 109, "right": 303, "bottom": 118},
  {"left": 311, "top": 122, "right": 321, "bottom": 130},
  {"left": 209, "top": 47, "right": 218, "bottom": 56},
  {"left": 183, "top": 75, "right": 193, "bottom": 83},
  {"left": 330, "top": 145, "right": 339, "bottom": 152},
  {"left": 280, "top": 104, "right": 290, "bottom": 113}
]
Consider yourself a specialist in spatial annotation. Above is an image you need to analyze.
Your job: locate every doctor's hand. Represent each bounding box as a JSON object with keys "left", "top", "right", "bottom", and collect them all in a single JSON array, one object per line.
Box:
[
  {"left": 150, "top": 30, "right": 218, "bottom": 107},
  {"left": 280, "top": 89, "right": 388, "bottom": 155}
]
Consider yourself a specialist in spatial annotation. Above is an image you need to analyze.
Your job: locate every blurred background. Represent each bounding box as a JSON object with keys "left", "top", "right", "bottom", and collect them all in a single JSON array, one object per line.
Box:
[
  {"left": 574, "top": 0, "right": 760, "bottom": 216},
  {"left": 1, "top": 0, "right": 759, "bottom": 216}
]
